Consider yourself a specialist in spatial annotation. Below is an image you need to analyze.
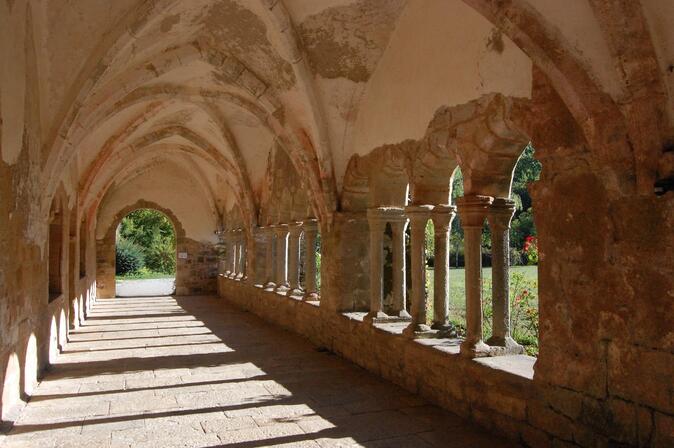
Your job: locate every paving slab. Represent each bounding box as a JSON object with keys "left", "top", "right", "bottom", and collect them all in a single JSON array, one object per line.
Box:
[{"left": 1, "top": 296, "right": 519, "bottom": 448}]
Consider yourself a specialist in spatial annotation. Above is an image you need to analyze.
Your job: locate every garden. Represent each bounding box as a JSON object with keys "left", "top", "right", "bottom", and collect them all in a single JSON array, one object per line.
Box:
[{"left": 115, "top": 209, "right": 177, "bottom": 279}]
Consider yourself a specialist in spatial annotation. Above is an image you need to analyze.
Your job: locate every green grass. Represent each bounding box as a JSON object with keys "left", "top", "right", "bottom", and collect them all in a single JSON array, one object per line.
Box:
[
  {"left": 425, "top": 265, "right": 540, "bottom": 355},
  {"left": 116, "top": 268, "right": 175, "bottom": 280},
  {"left": 426, "top": 265, "right": 538, "bottom": 322}
]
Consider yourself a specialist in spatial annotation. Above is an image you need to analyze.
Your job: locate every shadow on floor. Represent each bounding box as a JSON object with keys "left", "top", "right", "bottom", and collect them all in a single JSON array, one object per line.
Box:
[{"left": 3, "top": 295, "right": 519, "bottom": 448}]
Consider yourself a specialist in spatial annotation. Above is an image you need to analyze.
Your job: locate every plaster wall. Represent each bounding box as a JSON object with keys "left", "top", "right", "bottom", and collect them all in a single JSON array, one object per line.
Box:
[
  {"left": 527, "top": 0, "right": 623, "bottom": 99},
  {"left": 96, "top": 160, "right": 218, "bottom": 243},
  {"left": 346, "top": 0, "right": 532, "bottom": 189}
]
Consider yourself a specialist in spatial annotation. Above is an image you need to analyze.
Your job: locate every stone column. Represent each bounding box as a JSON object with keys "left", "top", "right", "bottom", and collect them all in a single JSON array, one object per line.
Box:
[
  {"left": 237, "top": 231, "right": 246, "bottom": 280},
  {"left": 230, "top": 231, "right": 238, "bottom": 278},
  {"left": 487, "top": 198, "right": 524, "bottom": 353},
  {"left": 365, "top": 208, "right": 388, "bottom": 322},
  {"left": 302, "top": 219, "right": 319, "bottom": 301},
  {"left": 274, "top": 224, "right": 290, "bottom": 293},
  {"left": 456, "top": 195, "right": 493, "bottom": 357},
  {"left": 263, "top": 226, "right": 276, "bottom": 290},
  {"left": 287, "top": 221, "right": 304, "bottom": 297},
  {"left": 431, "top": 205, "right": 456, "bottom": 335},
  {"left": 389, "top": 213, "right": 410, "bottom": 319},
  {"left": 403, "top": 205, "right": 434, "bottom": 337},
  {"left": 223, "top": 233, "right": 232, "bottom": 276}
]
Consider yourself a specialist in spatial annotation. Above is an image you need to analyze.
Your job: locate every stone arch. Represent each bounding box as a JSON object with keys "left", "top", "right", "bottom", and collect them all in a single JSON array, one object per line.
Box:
[
  {"left": 96, "top": 199, "right": 217, "bottom": 298},
  {"left": 84, "top": 147, "right": 221, "bottom": 228},
  {"left": 42, "top": 36, "right": 335, "bottom": 226},
  {"left": 75, "top": 101, "right": 253, "bottom": 230},
  {"left": 461, "top": 0, "right": 636, "bottom": 189}
]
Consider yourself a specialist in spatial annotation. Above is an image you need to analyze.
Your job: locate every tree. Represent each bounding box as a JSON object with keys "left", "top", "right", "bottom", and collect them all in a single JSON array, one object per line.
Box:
[{"left": 118, "top": 209, "right": 176, "bottom": 274}]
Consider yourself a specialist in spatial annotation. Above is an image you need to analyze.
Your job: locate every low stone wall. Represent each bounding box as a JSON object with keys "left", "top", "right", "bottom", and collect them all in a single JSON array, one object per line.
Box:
[{"left": 218, "top": 276, "right": 547, "bottom": 446}]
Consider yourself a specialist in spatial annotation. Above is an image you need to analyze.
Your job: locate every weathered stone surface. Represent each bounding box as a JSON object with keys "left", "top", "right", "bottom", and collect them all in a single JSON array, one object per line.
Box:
[
  {"left": 0, "top": 296, "right": 512, "bottom": 448},
  {"left": 2, "top": 2, "right": 674, "bottom": 446}
]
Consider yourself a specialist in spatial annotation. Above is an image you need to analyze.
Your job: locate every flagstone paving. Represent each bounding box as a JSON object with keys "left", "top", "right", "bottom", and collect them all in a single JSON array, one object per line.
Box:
[{"left": 1, "top": 296, "right": 519, "bottom": 448}]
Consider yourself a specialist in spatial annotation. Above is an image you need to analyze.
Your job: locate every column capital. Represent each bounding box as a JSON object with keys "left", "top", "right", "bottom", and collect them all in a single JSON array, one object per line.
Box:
[
  {"left": 488, "top": 197, "right": 517, "bottom": 230},
  {"left": 431, "top": 204, "right": 457, "bottom": 228},
  {"left": 405, "top": 204, "right": 433, "bottom": 222},
  {"left": 367, "top": 206, "right": 405, "bottom": 223},
  {"left": 456, "top": 195, "right": 493, "bottom": 228},
  {"left": 303, "top": 218, "right": 319, "bottom": 232},
  {"left": 274, "top": 223, "right": 289, "bottom": 234},
  {"left": 288, "top": 221, "right": 303, "bottom": 235}
]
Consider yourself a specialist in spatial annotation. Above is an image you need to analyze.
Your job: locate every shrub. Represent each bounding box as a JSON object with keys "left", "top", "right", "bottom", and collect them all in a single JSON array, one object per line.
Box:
[
  {"left": 116, "top": 238, "right": 144, "bottom": 275},
  {"left": 144, "top": 236, "right": 176, "bottom": 274},
  {"left": 481, "top": 272, "right": 539, "bottom": 356},
  {"left": 523, "top": 235, "right": 539, "bottom": 265}
]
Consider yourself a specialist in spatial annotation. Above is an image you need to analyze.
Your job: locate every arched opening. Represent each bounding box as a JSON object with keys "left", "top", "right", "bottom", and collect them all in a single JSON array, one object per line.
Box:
[
  {"left": 1, "top": 353, "right": 21, "bottom": 422},
  {"left": 115, "top": 208, "right": 177, "bottom": 297},
  {"left": 438, "top": 149, "right": 541, "bottom": 356},
  {"left": 48, "top": 316, "right": 58, "bottom": 365},
  {"left": 23, "top": 334, "right": 37, "bottom": 397},
  {"left": 47, "top": 199, "right": 64, "bottom": 302},
  {"left": 79, "top": 217, "right": 87, "bottom": 279}
]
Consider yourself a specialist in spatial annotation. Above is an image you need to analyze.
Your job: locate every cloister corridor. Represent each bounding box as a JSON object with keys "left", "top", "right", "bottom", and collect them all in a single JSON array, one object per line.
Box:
[
  {"left": 3, "top": 1, "right": 674, "bottom": 446},
  {"left": 0, "top": 295, "right": 512, "bottom": 448}
]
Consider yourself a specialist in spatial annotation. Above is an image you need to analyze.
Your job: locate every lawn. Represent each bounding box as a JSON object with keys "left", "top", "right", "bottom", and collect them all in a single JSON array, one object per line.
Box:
[
  {"left": 434, "top": 265, "right": 539, "bottom": 313},
  {"left": 425, "top": 265, "right": 540, "bottom": 355},
  {"left": 116, "top": 268, "right": 175, "bottom": 280}
]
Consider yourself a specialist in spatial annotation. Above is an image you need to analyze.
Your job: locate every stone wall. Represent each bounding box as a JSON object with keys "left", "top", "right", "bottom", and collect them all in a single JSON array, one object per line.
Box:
[
  {"left": 219, "top": 253, "right": 674, "bottom": 448},
  {"left": 95, "top": 202, "right": 218, "bottom": 298},
  {"left": 175, "top": 238, "right": 218, "bottom": 296},
  {"left": 218, "top": 277, "right": 542, "bottom": 444}
]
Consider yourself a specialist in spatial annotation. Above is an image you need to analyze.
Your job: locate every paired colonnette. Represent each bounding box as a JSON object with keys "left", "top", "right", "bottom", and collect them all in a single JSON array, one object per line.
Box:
[
  {"left": 220, "top": 219, "right": 320, "bottom": 302},
  {"left": 366, "top": 196, "right": 523, "bottom": 358}
]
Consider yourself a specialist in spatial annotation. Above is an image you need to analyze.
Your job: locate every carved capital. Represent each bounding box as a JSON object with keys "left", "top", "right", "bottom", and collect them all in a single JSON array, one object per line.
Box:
[{"left": 456, "top": 195, "right": 493, "bottom": 228}]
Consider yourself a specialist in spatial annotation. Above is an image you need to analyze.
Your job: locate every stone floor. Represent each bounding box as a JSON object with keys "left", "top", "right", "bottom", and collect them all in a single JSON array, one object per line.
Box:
[
  {"left": 116, "top": 278, "right": 176, "bottom": 297},
  {"left": 1, "top": 296, "right": 519, "bottom": 448}
]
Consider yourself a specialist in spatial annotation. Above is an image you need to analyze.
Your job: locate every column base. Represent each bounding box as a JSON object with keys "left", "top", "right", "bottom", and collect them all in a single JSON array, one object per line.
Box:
[
  {"left": 303, "top": 291, "right": 320, "bottom": 301},
  {"left": 275, "top": 283, "right": 290, "bottom": 294},
  {"left": 288, "top": 287, "right": 304, "bottom": 298},
  {"left": 382, "top": 310, "right": 412, "bottom": 323},
  {"left": 403, "top": 323, "right": 437, "bottom": 339},
  {"left": 364, "top": 310, "right": 390, "bottom": 323},
  {"left": 263, "top": 282, "right": 276, "bottom": 291},
  {"left": 485, "top": 336, "right": 526, "bottom": 355},
  {"left": 431, "top": 322, "right": 458, "bottom": 338},
  {"left": 460, "top": 339, "right": 492, "bottom": 358}
]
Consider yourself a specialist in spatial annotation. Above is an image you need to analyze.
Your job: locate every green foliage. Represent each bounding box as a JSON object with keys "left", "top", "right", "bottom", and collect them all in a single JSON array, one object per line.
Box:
[
  {"left": 144, "top": 236, "right": 177, "bottom": 274},
  {"left": 116, "top": 267, "right": 175, "bottom": 280},
  {"left": 509, "top": 144, "right": 541, "bottom": 265},
  {"left": 116, "top": 238, "right": 145, "bottom": 275},
  {"left": 117, "top": 209, "right": 176, "bottom": 275},
  {"left": 511, "top": 144, "right": 542, "bottom": 211},
  {"left": 425, "top": 220, "right": 435, "bottom": 266},
  {"left": 481, "top": 271, "right": 539, "bottom": 356},
  {"left": 510, "top": 208, "right": 536, "bottom": 254}
]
